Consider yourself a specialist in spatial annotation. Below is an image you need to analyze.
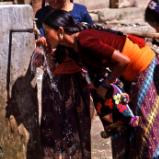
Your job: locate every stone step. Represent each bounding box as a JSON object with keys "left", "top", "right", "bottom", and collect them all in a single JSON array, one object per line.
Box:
[{"left": 90, "top": 7, "right": 147, "bottom": 23}]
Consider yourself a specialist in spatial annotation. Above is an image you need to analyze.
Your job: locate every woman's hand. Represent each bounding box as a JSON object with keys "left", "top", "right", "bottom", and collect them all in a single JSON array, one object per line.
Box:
[{"left": 36, "top": 36, "right": 47, "bottom": 47}]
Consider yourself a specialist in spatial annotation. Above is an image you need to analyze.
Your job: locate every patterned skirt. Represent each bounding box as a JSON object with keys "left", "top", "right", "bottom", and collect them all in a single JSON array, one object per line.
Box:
[
  {"left": 111, "top": 56, "right": 159, "bottom": 159},
  {"left": 41, "top": 72, "right": 91, "bottom": 159}
]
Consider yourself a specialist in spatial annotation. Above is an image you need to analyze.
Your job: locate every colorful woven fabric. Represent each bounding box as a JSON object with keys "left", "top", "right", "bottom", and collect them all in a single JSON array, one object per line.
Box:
[
  {"left": 128, "top": 57, "right": 159, "bottom": 159},
  {"left": 93, "top": 82, "right": 139, "bottom": 128},
  {"left": 110, "top": 56, "right": 159, "bottom": 159}
]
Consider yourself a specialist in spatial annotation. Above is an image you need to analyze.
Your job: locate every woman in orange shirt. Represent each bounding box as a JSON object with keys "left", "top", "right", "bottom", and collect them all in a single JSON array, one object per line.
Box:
[{"left": 41, "top": 9, "right": 159, "bottom": 159}]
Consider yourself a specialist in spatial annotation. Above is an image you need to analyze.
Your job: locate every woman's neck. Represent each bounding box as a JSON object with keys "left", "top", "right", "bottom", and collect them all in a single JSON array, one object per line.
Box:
[
  {"left": 62, "top": 32, "right": 79, "bottom": 52},
  {"left": 72, "top": 33, "right": 80, "bottom": 52},
  {"left": 61, "top": 1, "right": 74, "bottom": 12}
]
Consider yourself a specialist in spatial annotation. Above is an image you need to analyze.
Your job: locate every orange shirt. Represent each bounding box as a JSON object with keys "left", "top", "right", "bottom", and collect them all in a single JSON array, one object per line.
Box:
[
  {"left": 122, "top": 38, "right": 155, "bottom": 81},
  {"left": 78, "top": 29, "right": 155, "bottom": 81}
]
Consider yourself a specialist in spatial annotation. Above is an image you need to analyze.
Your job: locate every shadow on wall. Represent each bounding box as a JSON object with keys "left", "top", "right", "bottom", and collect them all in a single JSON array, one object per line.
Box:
[{"left": 5, "top": 62, "right": 43, "bottom": 159}]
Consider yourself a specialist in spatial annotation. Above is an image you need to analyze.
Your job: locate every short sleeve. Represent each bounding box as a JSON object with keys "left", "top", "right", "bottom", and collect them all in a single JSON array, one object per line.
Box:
[{"left": 78, "top": 31, "right": 115, "bottom": 59}]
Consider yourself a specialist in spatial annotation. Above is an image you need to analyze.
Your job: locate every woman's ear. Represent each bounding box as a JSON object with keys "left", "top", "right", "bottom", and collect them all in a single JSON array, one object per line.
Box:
[{"left": 58, "top": 27, "right": 64, "bottom": 40}]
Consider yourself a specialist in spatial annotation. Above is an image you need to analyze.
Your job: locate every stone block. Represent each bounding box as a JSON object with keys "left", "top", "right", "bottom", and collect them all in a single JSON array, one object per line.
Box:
[
  {"left": 0, "top": 5, "right": 42, "bottom": 159},
  {"left": 91, "top": 7, "right": 146, "bottom": 22},
  {"left": 74, "top": 0, "right": 109, "bottom": 10},
  {"left": 0, "top": 5, "right": 34, "bottom": 95}
]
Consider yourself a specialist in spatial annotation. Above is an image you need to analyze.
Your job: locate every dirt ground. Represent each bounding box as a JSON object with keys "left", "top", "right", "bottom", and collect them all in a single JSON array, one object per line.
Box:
[{"left": 91, "top": 117, "right": 112, "bottom": 159}]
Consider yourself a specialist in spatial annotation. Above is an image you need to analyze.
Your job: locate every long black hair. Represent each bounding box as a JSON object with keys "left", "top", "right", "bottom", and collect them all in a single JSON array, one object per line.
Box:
[
  {"left": 43, "top": 9, "right": 124, "bottom": 35},
  {"left": 43, "top": 10, "right": 81, "bottom": 34},
  {"left": 35, "top": 6, "right": 55, "bottom": 30}
]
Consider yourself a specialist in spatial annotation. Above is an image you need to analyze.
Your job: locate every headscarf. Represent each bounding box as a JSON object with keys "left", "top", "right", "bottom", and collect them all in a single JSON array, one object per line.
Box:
[{"left": 148, "top": 0, "right": 159, "bottom": 14}]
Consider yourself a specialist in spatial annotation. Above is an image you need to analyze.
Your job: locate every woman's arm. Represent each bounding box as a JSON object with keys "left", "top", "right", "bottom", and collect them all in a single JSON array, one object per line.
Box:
[
  {"left": 78, "top": 31, "right": 130, "bottom": 82},
  {"left": 106, "top": 50, "right": 130, "bottom": 83}
]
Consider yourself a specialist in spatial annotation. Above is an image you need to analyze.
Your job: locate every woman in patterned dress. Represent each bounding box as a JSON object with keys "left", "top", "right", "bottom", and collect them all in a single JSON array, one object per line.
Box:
[{"left": 34, "top": 1, "right": 94, "bottom": 158}]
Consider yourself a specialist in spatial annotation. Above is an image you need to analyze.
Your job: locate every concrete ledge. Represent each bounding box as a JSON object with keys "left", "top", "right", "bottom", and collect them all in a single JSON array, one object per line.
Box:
[
  {"left": 0, "top": 5, "right": 33, "bottom": 31},
  {"left": 90, "top": 7, "right": 146, "bottom": 22}
]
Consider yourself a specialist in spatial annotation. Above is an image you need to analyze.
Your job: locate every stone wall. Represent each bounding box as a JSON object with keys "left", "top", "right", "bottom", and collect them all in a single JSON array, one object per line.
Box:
[
  {"left": 74, "top": 0, "right": 109, "bottom": 10},
  {"left": 0, "top": 5, "right": 42, "bottom": 159},
  {"left": 74, "top": 0, "right": 150, "bottom": 9}
]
